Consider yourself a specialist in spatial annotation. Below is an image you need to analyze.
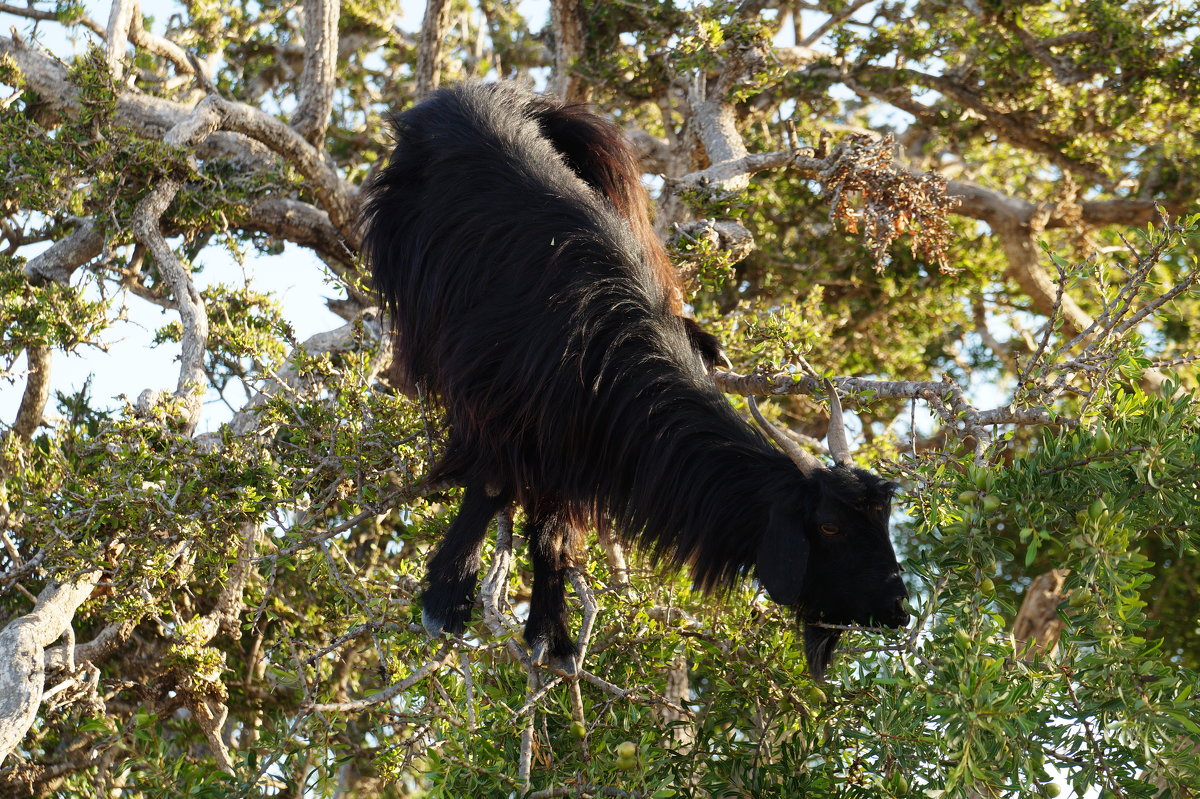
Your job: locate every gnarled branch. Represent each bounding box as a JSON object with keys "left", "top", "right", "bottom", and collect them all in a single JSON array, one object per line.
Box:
[
  {"left": 129, "top": 96, "right": 226, "bottom": 431},
  {"left": 0, "top": 569, "right": 103, "bottom": 764},
  {"left": 22, "top": 220, "right": 103, "bottom": 285},
  {"left": 104, "top": 0, "right": 136, "bottom": 77},
  {"left": 292, "top": 0, "right": 340, "bottom": 144},
  {"left": 550, "top": 0, "right": 588, "bottom": 102},
  {"left": 11, "top": 345, "right": 51, "bottom": 443},
  {"left": 415, "top": 0, "right": 451, "bottom": 99}
]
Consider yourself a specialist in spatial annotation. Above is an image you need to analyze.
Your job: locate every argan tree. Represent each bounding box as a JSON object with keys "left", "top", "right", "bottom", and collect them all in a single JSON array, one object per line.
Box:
[{"left": 1, "top": 1, "right": 1198, "bottom": 796}]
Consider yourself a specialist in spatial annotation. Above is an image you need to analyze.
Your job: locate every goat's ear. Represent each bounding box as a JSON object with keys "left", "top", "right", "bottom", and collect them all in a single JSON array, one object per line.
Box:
[{"left": 756, "top": 510, "right": 809, "bottom": 606}]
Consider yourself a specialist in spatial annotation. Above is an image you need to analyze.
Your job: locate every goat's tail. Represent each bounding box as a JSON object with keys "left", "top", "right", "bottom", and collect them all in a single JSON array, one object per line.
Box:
[{"left": 528, "top": 99, "right": 684, "bottom": 315}]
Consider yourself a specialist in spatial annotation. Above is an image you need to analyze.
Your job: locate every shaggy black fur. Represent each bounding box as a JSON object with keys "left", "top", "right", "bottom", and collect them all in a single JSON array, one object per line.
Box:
[{"left": 362, "top": 82, "right": 908, "bottom": 679}]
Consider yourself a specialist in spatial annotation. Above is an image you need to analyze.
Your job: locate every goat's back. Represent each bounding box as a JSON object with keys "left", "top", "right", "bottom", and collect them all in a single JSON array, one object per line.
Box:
[{"left": 362, "top": 84, "right": 709, "bottom": 491}]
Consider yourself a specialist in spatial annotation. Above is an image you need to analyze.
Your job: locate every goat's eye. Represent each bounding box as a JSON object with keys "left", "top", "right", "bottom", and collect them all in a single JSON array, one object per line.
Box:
[{"left": 819, "top": 523, "right": 840, "bottom": 536}]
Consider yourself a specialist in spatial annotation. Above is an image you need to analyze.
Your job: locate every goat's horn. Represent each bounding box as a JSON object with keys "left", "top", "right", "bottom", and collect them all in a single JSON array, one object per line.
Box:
[
  {"left": 823, "top": 378, "right": 854, "bottom": 468},
  {"left": 748, "top": 395, "right": 823, "bottom": 477}
]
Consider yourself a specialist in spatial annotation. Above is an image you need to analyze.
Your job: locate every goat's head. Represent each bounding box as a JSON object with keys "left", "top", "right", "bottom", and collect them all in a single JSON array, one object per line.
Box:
[{"left": 749, "top": 383, "right": 909, "bottom": 680}]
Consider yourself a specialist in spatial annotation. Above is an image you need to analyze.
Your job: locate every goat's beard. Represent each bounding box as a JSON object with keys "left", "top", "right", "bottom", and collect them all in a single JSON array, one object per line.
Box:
[{"left": 803, "top": 624, "right": 843, "bottom": 682}]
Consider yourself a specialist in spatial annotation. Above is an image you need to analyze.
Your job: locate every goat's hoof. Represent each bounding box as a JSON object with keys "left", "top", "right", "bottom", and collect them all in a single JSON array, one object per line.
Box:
[
  {"left": 421, "top": 598, "right": 473, "bottom": 639},
  {"left": 531, "top": 640, "right": 579, "bottom": 676},
  {"left": 554, "top": 653, "right": 579, "bottom": 677},
  {"left": 421, "top": 608, "right": 447, "bottom": 639}
]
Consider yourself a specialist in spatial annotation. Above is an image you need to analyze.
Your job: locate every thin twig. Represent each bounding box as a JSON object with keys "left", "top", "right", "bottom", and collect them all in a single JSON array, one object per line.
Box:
[{"left": 306, "top": 642, "right": 453, "bottom": 713}]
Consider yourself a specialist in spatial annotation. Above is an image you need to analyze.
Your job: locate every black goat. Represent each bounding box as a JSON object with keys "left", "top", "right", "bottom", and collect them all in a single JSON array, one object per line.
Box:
[{"left": 362, "top": 82, "right": 908, "bottom": 680}]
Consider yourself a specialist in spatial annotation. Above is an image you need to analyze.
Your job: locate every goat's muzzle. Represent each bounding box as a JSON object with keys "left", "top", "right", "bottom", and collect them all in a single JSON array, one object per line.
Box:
[{"left": 882, "top": 597, "right": 911, "bottom": 628}]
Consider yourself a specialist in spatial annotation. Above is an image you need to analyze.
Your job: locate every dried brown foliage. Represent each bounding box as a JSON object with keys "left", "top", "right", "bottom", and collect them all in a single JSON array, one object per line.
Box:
[{"left": 821, "top": 134, "right": 958, "bottom": 270}]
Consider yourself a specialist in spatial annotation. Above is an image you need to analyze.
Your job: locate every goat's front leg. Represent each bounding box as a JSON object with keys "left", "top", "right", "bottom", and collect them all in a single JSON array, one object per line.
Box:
[
  {"left": 421, "top": 481, "right": 510, "bottom": 638},
  {"left": 525, "top": 511, "right": 578, "bottom": 674}
]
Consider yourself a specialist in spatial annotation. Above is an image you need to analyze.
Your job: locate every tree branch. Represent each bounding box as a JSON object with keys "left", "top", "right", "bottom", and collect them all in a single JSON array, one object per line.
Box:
[
  {"left": 186, "top": 522, "right": 262, "bottom": 644},
  {"left": 550, "top": 0, "right": 588, "bottom": 102},
  {"left": 992, "top": 218, "right": 1092, "bottom": 340},
  {"left": 128, "top": 96, "right": 227, "bottom": 431},
  {"left": 949, "top": 183, "right": 1185, "bottom": 394},
  {"left": 22, "top": 220, "right": 103, "bottom": 285},
  {"left": 997, "top": 14, "right": 1097, "bottom": 86},
  {"left": 132, "top": 182, "right": 209, "bottom": 431},
  {"left": 798, "top": 0, "right": 873, "bottom": 48},
  {"left": 1012, "top": 569, "right": 1069, "bottom": 660},
  {"left": 712, "top": 368, "right": 1066, "bottom": 458},
  {"left": 0, "top": 2, "right": 104, "bottom": 36},
  {"left": 415, "top": 0, "right": 451, "bottom": 99},
  {"left": 627, "top": 127, "right": 672, "bottom": 174},
  {"left": 683, "top": 70, "right": 751, "bottom": 194},
  {"left": 127, "top": 0, "right": 198, "bottom": 79},
  {"left": 947, "top": 180, "right": 1188, "bottom": 231},
  {"left": 1, "top": 36, "right": 357, "bottom": 238},
  {"left": 480, "top": 508, "right": 531, "bottom": 665},
  {"left": 104, "top": 0, "right": 136, "bottom": 78},
  {"left": 844, "top": 65, "right": 1114, "bottom": 188},
  {"left": 245, "top": 197, "right": 356, "bottom": 273},
  {"left": 44, "top": 618, "right": 138, "bottom": 672},
  {"left": 0, "top": 568, "right": 103, "bottom": 764},
  {"left": 194, "top": 96, "right": 357, "bottom": 234},
  {"left": 671, "top": 133, "right": 955, "bottom": 267},
  {"left": 292, "top": 0, "right": 340, "bottom": 144},
  {"left": 22, "top": 202, "right": 351, "bottom": 298},
  {"left": 11, "top": 345, "right": 51, "bottom": 442},
  {"left": 306, "top": 643, "right": 453, "bottom": 713}
]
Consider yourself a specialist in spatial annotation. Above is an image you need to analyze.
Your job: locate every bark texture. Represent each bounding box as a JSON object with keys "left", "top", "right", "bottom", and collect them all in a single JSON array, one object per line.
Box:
[
  {"left": 1013, "top": 568, "right": 1070, "bottom": 660},
  {"left": 0, "top": 571, "right": 102, "bottom": 764},
  {"left": 550, "top": 0, "right": 589, "bottom": 102}
]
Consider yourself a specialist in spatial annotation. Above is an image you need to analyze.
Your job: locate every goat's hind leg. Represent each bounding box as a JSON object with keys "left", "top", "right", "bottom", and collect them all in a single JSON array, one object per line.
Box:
[
  {"left": 421, "top": 481, "right": 509, "bottom": 638},
  {"left": 525, "top": 511, "right": 579, "bottom": 674}
]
